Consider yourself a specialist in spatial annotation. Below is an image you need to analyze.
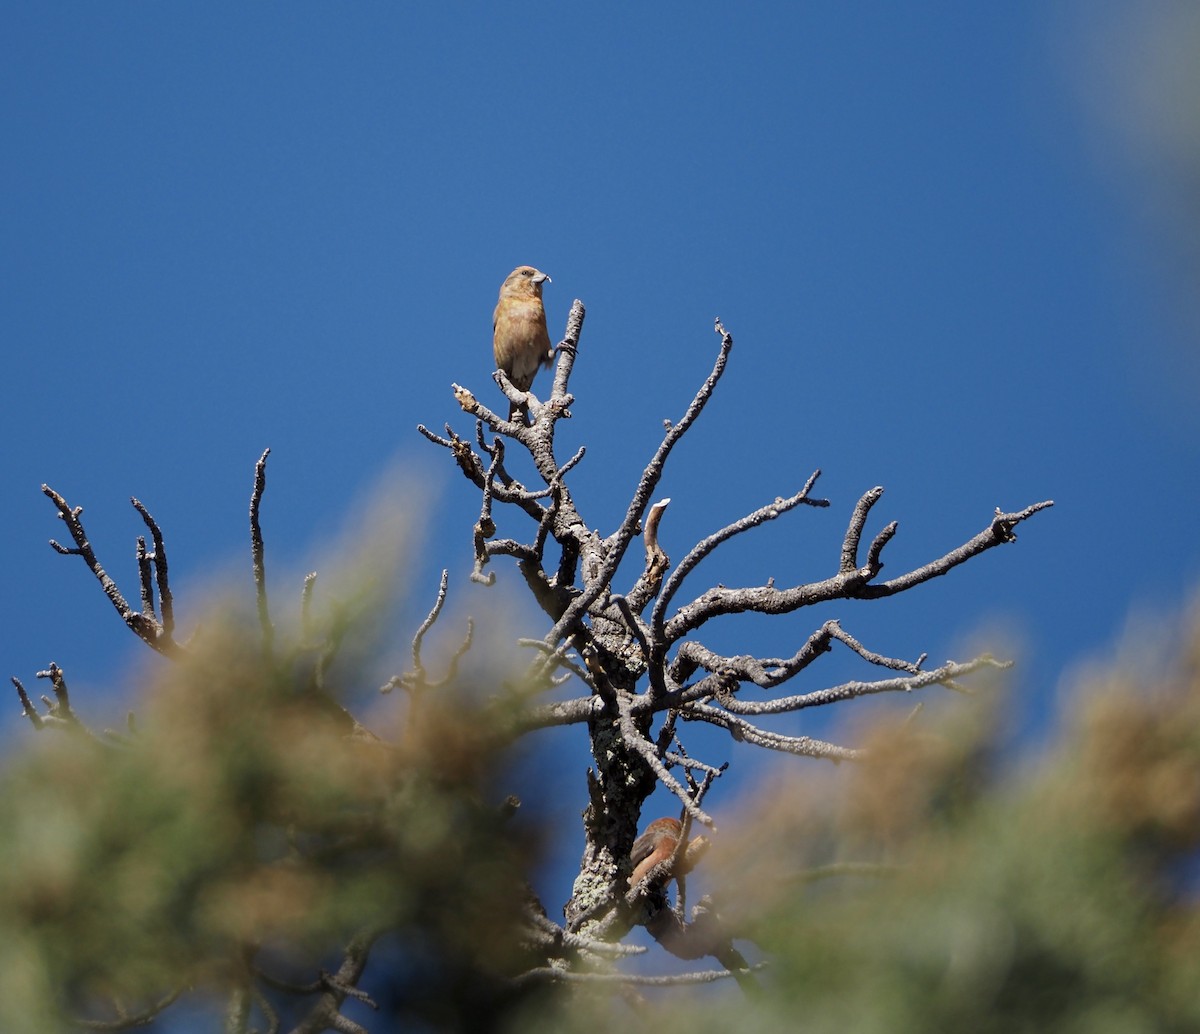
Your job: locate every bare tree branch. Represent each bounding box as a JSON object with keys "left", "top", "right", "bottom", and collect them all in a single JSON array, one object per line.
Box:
[
  {"left": 77, "top": 987, "right": 186, "bottom": 1030},
  {"left": 287, "top": 928, "right": 381, "bottom": 1034},
  {"left": 534, "top": 320, "right": 735, "bottom": 673},
  {"left": 522, "top": 896, "right": 647, "bottom": 959},
  {"left": 670, "top": 621, "right": 937, "bottom": 695},
  {"left": 651, "top": 469, "right": 828, "bottom": 641},
  {"left": 514, "top": 964, "right": 763, "bottom": 987},
  {"left": 616, "top": 694, "right": 715, "bottom": 828},
  {"left": 663, "top": 500, "right": 1054, "bottom": 642},
  {"left": 679, "top": 703, "right": 861, "bottom": 760},
  {"left": 712, "top": 656, "right": 1007, "bottom": 715}
]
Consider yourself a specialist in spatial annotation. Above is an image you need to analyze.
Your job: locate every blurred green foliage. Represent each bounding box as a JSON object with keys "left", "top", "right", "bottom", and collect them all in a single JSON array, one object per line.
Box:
[
  {"left": 6, "top": 586, "right": 1200, "bottom": 1031},
  {"left": 0, "top": 609, "right": 535, "bottom": 1031}
]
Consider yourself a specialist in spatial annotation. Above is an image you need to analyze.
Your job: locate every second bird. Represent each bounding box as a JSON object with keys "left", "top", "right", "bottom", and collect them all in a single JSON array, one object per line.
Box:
[{"left": 493, "top": 265, "right": 552, "bottom": 420}]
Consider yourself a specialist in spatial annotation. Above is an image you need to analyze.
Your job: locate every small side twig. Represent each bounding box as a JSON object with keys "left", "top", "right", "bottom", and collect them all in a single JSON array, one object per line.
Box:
[
  {"left": 301, "top": 571, "right": 318, "bottom": 641},
  {"left": 131, "top": 497, "right": 174, "bottom": 635},
  {"left": 11, "top": 676, "right": 44, "bottom": 730},
  {"left": 382, "top": 571, "right": 474, "bottom": 695},
  {"left": 76, "top": 986, "right": 187, "bottom": 1031},
  {"left": 250, "top": 448, "right": 273, "bottom": 654},
  {"left": 411, "top": 568, "right": 451, "bottom": 684},
  {"left": 840, "top": 486, "right": 885, "bottom": 574},
  {"left": 42, "top": 485, "right": 182, "bottom": 656},
  {"left": 136, "top": 536, "right": 154, "bottom": 621}
]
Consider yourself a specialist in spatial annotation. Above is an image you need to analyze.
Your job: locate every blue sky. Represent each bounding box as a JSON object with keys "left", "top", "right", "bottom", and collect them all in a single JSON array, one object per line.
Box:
[{"left": 3, "top": 0, "right": 1200, "bottom": 973}]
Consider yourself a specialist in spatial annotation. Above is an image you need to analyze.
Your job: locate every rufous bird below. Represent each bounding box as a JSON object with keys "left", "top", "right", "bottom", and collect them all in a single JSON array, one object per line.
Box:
[
  {"left": 493, "top": 265, "right": 552, "bottom": 420},
  {"left": 628, "top": 816, "right": 710, "bottom": 890}
]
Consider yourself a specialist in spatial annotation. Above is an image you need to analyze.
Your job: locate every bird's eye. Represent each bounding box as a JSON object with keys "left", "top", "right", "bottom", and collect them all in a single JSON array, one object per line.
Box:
[{"left": 522, "top": 269, "right": 533, "bottom": 277}]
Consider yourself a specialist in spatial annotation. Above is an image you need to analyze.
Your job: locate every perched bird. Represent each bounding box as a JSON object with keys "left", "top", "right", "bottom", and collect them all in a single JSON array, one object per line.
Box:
[
  {"left": 628, "top": 816, "right": 710, "bottom": 890},
  {"left": 493, "top": 265, "right": 552, "bottom": 419}
]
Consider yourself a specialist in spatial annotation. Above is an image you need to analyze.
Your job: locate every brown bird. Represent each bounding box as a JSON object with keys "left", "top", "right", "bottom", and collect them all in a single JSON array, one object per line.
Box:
[
  {"left": 628, "top": 816, "right": 710, "bottom": 890},
  {"left": 493, "top": 265, "right": 552, "bottom": 420}
]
